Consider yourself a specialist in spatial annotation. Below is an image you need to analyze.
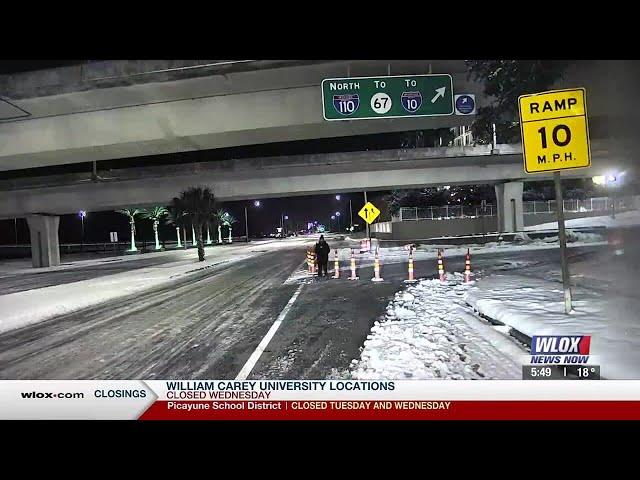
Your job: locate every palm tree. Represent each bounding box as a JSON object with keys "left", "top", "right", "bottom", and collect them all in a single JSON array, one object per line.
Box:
[
  {"left": 223, "top": 213, "right": 237, "bottom": 243},
  {"left": 142, "top": 206, "right": 168, "bottom": 250},
  {"left": 206, "top": 218, "right": 213, "bottom": 245},
  {"left": 116, "top": 208, "right": 142, "bottom": 252},
  {"left": 215, "top": 209, "right": 226, "bottom": 244},
  {"left": 166, "top": 204, "right": 186, "bottom": 248},
  {"left": 170, "top": 186, "right": 216, "bottom": 261}
]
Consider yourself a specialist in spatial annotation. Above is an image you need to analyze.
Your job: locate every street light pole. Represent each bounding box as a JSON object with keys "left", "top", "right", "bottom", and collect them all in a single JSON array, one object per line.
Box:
[
  {"left": 245, "top": 205, "right": 249, "bottom": 242},
  {"left": 364, "top": 191, "right": 370, "bottom": 243},
  {"left": 79, "top": 211, "right": 87, "bottom": 252},
  {"left": 349, "top": 200, "right": 353, "bottom": 231}
]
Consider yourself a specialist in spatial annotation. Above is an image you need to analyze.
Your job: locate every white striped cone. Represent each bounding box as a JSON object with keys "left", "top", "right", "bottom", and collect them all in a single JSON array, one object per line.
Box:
[
  {"left": 408, "top": 250, "right": 414, "bottom": 281},
  {"left": 371, "top": 248, "right": 384, "bottom": 282},
  {"left": 464, "top": 248, "right": 472, "bottom": 283},
  {"left": 333, "top": 250, "right": 340, "bottom": 279},
  {"left": 349, "top": 250, "right": 359, "bottom": 280},
  {"left": 438, "top": 249, "right": 445, "bottom": 282}
]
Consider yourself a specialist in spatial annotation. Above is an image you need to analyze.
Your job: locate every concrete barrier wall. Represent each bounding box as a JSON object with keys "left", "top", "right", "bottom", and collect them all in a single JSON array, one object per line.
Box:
[{"left": 372, "top": 217, "right": 499, "bottom": 241}]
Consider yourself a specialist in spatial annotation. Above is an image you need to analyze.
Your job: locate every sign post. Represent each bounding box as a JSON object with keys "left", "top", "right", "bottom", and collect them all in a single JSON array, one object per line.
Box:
[
  {"left": 363, "top": 191, "right": 369, "bottom": 249},
  {"left": 553, "top": 171, "right": 573, "bottom": 313},
  {"left": 518, "top": 88, "right": 591, "bottom": 314}
]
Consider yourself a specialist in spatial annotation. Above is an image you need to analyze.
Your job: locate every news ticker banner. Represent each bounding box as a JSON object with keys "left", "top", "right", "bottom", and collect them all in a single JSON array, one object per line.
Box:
[{"left": 3, "top": 380, "right": 640, "bottom": 420}]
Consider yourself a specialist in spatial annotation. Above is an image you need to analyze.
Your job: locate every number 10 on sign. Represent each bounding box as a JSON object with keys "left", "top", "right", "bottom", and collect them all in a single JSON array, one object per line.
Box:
[{"left": 519, "top": 88, "right": 591, "bottom": 174}]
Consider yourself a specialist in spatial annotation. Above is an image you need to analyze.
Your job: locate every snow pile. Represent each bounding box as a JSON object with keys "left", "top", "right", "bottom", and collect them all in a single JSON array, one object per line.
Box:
[
  {"left": 566, "top": 230, "right": 604, "bottom": 243},
  {"left": 350, "top": 275, "right": 522, "bottom": 380},
  {"left": 537, "top": 230, "right": 604, "bottom": 244},
  {"left": 465, "top": 274, "right": 640, "bottom": 379},
  {"left": 525, "top": 209, "right": 640, "bottom": 231}
]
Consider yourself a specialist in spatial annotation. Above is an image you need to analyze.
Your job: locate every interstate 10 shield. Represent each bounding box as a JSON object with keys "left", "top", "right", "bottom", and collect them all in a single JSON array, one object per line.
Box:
[
  {"left": 333, "top": 94, "right": 360, "bottom": 116},
  {"left": 401, "top": 91, "right": 422, "bottom": 113}
]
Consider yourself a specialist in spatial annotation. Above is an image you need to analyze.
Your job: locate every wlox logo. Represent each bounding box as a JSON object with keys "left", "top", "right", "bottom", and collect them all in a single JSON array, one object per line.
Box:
[{"left": 530, "top": 335, "right": 591, "bottom": 364}]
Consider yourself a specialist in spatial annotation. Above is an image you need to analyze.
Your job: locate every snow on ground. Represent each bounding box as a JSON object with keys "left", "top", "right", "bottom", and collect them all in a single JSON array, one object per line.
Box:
[
  {"left": 0, "top": 237, "right": 314, "bottom": 335},
  {"left": 465, "top": 274, "right": 640, "bottom": 379},
  {"left": 525, "top": 209, "right": 640, "bottom": 231},
  {"left": 348, "top": 274, "right": 522, "bottom": 380},
  {"left": 0, "top": 238, "right": 302, "bottom": 276}
]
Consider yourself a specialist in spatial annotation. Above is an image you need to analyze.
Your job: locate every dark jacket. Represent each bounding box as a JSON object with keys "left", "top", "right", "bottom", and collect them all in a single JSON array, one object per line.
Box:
[{"left": 315, "top": 240, "right": 331, "bottom": 260}]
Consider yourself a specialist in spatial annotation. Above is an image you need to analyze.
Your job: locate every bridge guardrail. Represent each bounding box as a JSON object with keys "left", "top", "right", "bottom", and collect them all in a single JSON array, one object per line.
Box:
[{"left": 399, "top": 196, "right": 638, "bottom": 221}]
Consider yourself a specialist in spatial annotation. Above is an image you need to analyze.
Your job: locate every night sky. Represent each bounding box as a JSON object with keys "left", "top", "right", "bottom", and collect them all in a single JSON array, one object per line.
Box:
[{"left": 0, "top": 191, "right": 391, "bottom": 246}]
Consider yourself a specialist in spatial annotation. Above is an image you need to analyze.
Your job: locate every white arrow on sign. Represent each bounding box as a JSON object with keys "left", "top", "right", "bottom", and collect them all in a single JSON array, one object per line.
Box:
[{"left": 431, "top": 87, "right": 446, "bottom": 104}]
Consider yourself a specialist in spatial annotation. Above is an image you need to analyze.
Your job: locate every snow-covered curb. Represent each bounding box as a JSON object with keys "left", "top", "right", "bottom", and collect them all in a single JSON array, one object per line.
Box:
[
  {"left": 525, "top": 209, "right": 640, "bottom": 231},
  {"left": 348, "top": 275, "right": 523, "bottom": 380},
  {"left": 0, "top": 239, "right": 285, "bottom": 276},
  {"left": 465, "top": 274, "right": 640, "bottom": 379}
]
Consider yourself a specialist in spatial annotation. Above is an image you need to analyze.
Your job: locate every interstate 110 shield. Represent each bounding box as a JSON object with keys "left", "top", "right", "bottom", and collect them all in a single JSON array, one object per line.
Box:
[{"left": 332, "top": 94, "right": 360, "bottom": 116}]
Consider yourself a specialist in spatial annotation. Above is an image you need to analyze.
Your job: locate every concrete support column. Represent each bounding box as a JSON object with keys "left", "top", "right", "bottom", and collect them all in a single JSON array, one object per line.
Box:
[
  {"left": 495, "top": 181, "right": 524, "bottom": 233},
  {"left": 26, "top": 214, "right": 61, "bottom": 268}
]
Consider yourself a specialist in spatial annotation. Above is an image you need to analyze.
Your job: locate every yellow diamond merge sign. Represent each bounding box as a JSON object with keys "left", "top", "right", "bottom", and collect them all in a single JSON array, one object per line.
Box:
[
  {"left": 358, "top": 202, "right": 380, "bottom": 224},
  {"left": 518, "top": 88, "right": 591, "bottom": 174}
]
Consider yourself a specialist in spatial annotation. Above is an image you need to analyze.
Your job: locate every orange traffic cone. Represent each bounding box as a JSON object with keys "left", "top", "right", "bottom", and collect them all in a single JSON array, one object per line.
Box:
[
  {"left": 349, "top": 249, "right": 359, "bottom": 280},
  {"left": 437, "top": 249, "right": 445, "bottom": 282},
  {"left": 372, "top": 247, "right": 384, "bottom": 282},
  {"left": 405, "top": 246, "right": 417, "bottom": 283},
  {"left": 307, "top": 250, "right": 316, "bottom": 275},
  {"left": 464, "top": 248, "right": 472, "bottom": 283},
  {"left": 333, "top": 250, "right": 340, "bottom": 279}
]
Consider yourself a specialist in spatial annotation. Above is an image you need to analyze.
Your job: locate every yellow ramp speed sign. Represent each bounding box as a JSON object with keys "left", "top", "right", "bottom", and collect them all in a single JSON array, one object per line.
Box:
[
  {"left": 358, "top": 202, "right": 380, "bottom": 224},
  {"left": 518, "top": 88, "right": 591, "bottom": 173}
]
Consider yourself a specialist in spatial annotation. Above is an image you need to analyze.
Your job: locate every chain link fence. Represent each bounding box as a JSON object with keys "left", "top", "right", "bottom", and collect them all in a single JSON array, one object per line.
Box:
[
  {"left": 399, "top": 196, "right": 637, "bottom": 221},
  {"left": 522, "top": 196, "right": 633, "bottom": 214},
  {"left": 400, "top": 205, "right": 494, "bottom": 220}
]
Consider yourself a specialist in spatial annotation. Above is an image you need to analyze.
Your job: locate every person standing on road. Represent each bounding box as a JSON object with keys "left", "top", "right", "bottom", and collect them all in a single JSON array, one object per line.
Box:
[{"left": 315, "top": 235, "right": 331, "bottom": 277}]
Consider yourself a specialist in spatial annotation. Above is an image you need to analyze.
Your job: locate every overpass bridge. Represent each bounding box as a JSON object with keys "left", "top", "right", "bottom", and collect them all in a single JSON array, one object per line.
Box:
[
  {"left": 0, "top": 140, "right": 629, "bottom": 267},
  {"left": 0, "top": 60, "right": 484, "bottom": 172},
  {"left": 0, "top": 141, "right": 624, "bottom": 217}
]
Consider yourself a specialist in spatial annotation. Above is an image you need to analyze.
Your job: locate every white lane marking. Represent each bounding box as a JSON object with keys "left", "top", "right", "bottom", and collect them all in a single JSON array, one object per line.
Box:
[{"left": 235, "top": 283, "right": 305, "bottom": 380}]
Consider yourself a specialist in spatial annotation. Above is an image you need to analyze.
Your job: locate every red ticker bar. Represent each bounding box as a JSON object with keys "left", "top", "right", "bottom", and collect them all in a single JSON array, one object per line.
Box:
[{"left": 140, "top": 400, "right": 640, "bottom": 421}]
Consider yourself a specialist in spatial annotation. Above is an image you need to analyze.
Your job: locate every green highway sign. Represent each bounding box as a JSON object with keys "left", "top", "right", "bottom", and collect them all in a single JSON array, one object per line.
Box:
[{"left": 321, "top": 74, "right": 454, "bottom": 121}]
